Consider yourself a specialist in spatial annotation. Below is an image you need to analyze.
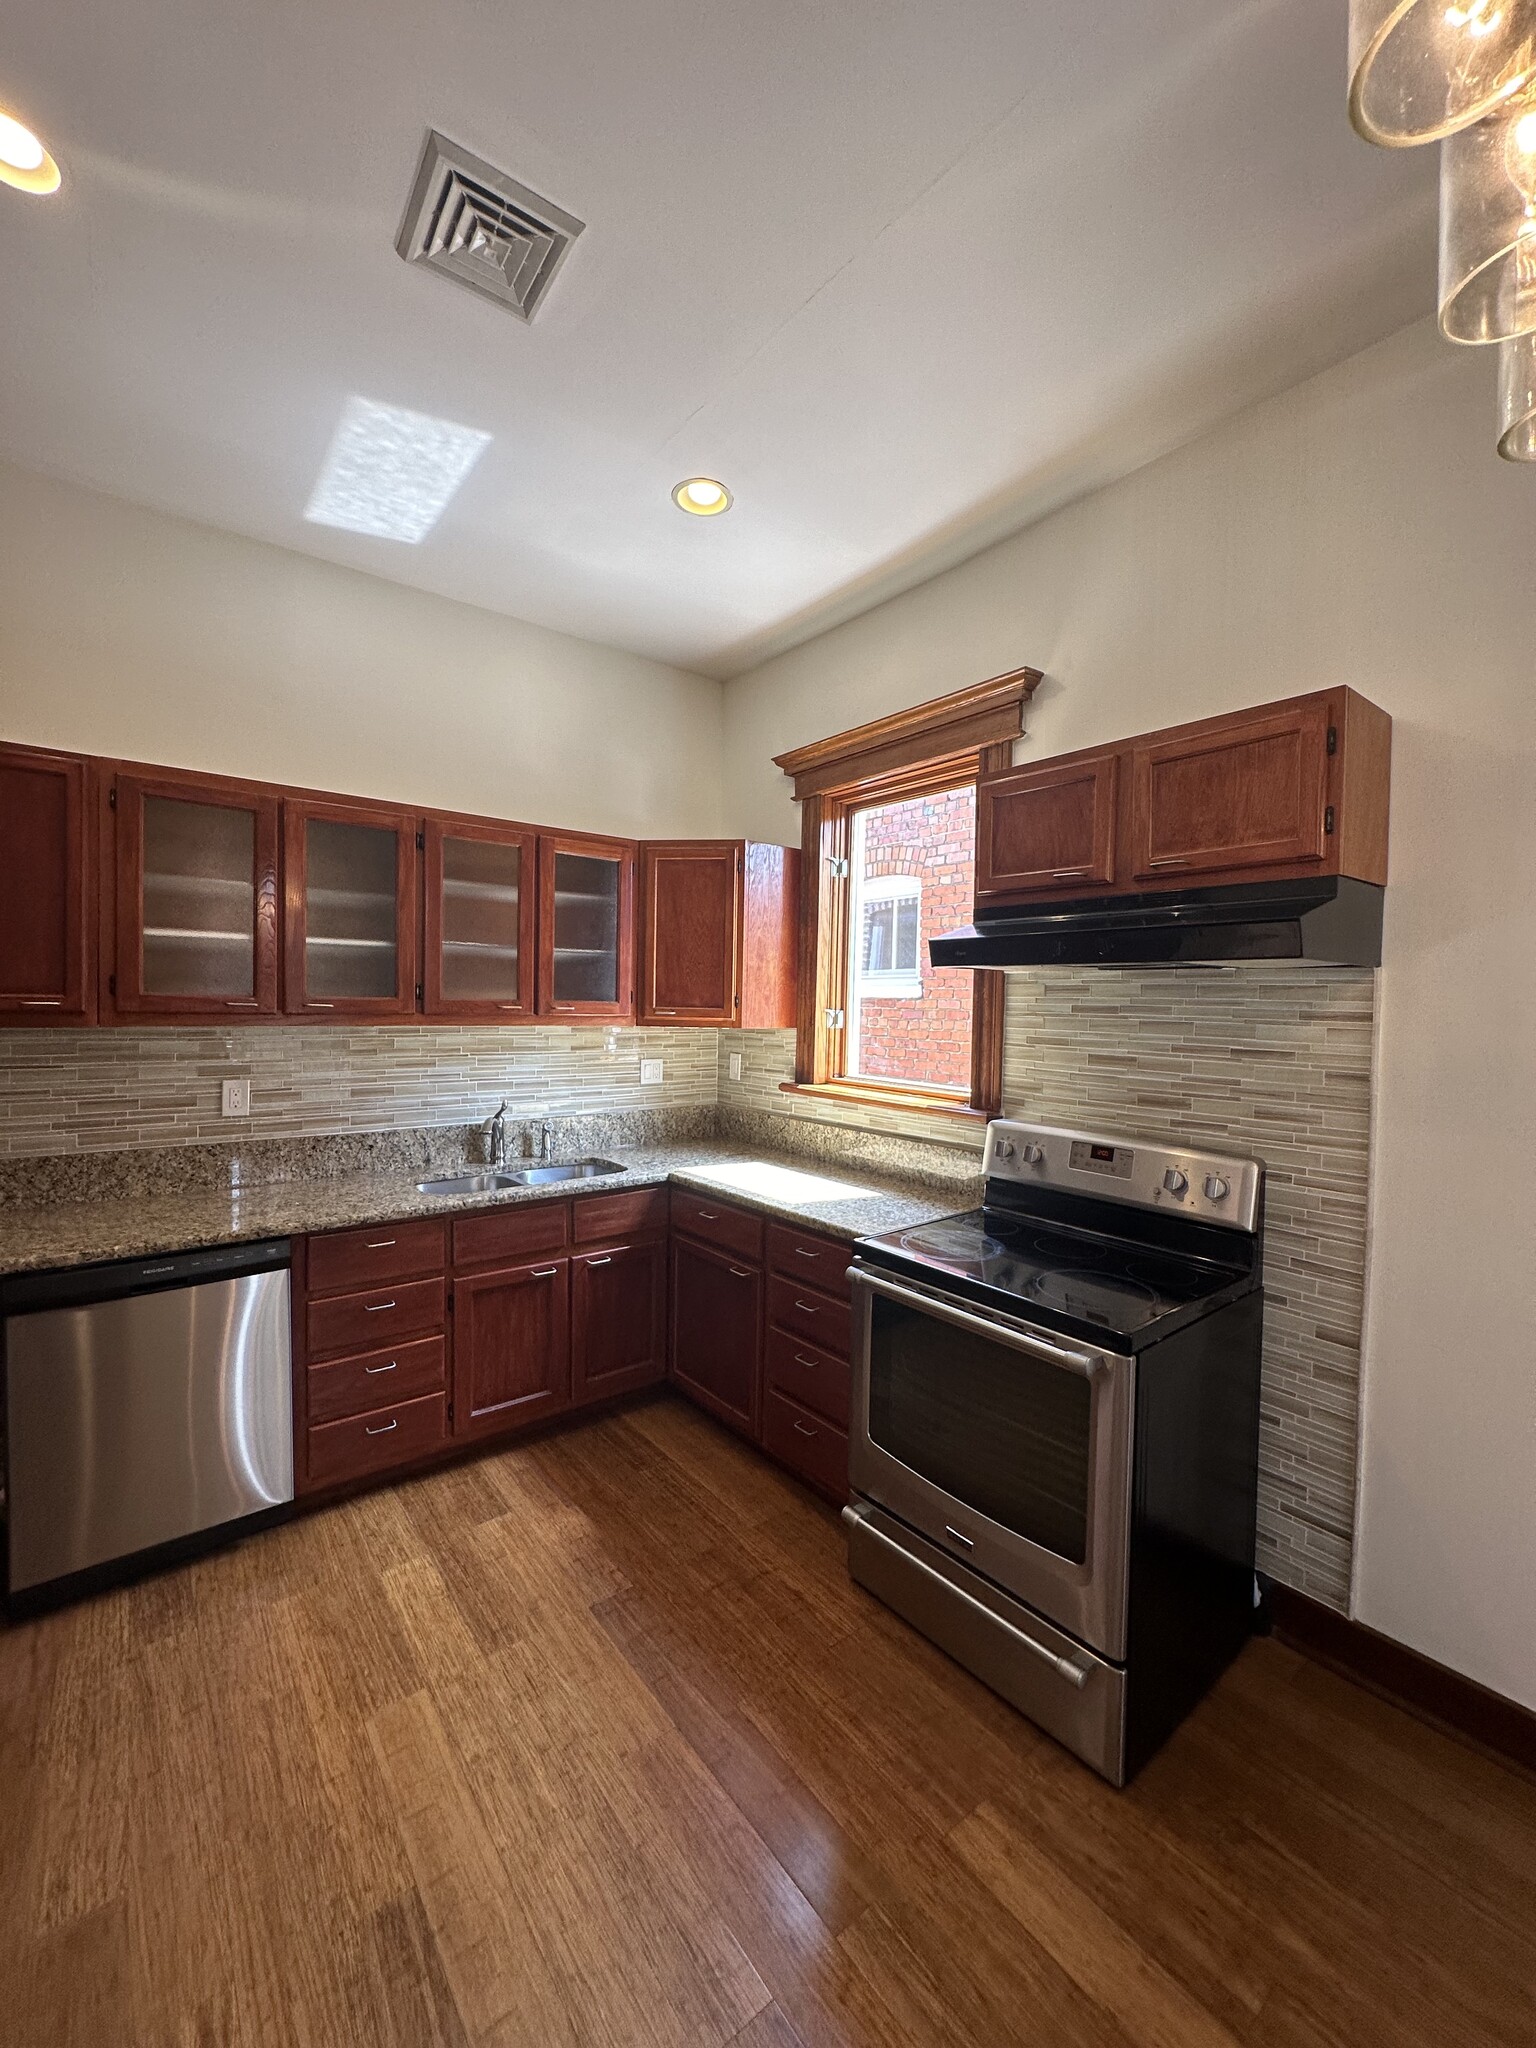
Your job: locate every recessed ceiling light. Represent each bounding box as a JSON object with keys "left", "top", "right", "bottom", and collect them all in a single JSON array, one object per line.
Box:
[
  {"left": 0, "top": 109, "right": 61, "bottom": 196},
  {"left": 672, "top": 477, "right": 733, "bottom": 516},
  {"left": 304, "top": 396, "right": 491, "bottom": 543}
]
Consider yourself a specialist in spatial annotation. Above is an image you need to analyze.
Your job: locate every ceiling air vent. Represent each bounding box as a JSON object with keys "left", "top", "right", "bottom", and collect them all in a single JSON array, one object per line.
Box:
[{"left": 395, "top": 129, "right": 584, "bottom": 322}]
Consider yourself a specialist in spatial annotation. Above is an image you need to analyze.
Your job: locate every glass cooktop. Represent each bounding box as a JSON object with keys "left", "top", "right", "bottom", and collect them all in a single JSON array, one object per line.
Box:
[{"left": 862, "top": 1208, "right": 1248, "bottom": 1342}]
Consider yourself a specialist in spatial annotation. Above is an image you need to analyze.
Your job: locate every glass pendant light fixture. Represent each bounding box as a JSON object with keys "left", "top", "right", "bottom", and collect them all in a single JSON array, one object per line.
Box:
[
  {"left": 1496, "top": 329, "right": 1536, "bottom": 450},
  {"left": 1439, "top": 90, "right": 1536, "bottom": 339},
  {"left": 1349, "top": 0, "right": 1536, "bottom": 145}
]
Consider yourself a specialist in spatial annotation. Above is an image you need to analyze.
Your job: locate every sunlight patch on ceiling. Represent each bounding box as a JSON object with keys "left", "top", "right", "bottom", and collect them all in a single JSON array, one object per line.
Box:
[{"left": 304, "top": 396, "right": 491, "bottom": 543}]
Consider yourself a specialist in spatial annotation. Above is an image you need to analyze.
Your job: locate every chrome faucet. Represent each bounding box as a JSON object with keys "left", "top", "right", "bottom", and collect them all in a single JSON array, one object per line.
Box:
[
  {"left": 485, "top": 1100, "right": 508, "bottom": 1168},
  {"left": 540, "top": 1119, "right": 554, "bottom": 1165}
]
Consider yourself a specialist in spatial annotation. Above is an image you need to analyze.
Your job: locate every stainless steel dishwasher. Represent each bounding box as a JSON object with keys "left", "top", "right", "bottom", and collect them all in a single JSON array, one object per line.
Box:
[{"left": 2, "top": 1239, "right": 294, "bottom": 1604}]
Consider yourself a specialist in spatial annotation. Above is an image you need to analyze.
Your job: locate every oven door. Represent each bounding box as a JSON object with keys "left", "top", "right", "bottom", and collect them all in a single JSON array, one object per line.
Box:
[{"left": 849, "top": 1263, "right": 1135, "bottom": 1660}]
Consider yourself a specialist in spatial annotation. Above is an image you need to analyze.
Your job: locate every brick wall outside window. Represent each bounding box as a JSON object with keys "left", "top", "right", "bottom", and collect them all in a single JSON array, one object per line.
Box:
[{"left": 852, "top": 785, "right": 975, "bottom": 1090}]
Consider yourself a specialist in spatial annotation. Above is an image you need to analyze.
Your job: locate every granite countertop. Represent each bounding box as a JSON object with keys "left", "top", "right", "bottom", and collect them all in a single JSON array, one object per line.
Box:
[{"left": 0, "top": 1141, "right": 972, "bottom": 1278}]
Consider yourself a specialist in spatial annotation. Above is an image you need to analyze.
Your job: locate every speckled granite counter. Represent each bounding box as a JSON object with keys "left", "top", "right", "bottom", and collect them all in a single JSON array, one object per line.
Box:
[{"left": 0, "top": 1142, "right": 974, "bottom": 1278}]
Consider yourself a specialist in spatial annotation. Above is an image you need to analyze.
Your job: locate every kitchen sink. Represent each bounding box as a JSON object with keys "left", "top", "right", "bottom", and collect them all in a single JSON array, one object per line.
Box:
[
  {"left": 511, "top": 1158, "right": 625, "bottom": 1185},
  {"left": 414, "top": 1171, "right": 523, "bottom": 1197}
]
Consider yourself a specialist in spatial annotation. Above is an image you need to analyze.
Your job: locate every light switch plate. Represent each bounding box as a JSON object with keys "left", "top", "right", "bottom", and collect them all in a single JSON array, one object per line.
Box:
[
  {"left": 640, "top": 1058, "right": 663, "bottom": 1086},
  {"left": 728, "top": 1053, "right": 743, "bottom": 1081},
  {"left": 221, "top": 1078, "right": 252, "bottom": 1117}
]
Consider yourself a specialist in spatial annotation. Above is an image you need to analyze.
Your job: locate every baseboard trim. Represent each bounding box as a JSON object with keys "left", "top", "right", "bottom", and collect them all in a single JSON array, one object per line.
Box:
[{"left": 1267, "top": 1583, "right": 1535, "bottom": 1776}]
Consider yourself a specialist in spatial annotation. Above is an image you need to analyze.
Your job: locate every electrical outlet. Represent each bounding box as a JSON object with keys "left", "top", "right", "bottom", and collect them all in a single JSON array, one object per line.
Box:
[
  {"left": 640, "top": 1058, "right": 663, "bottom": 1086},
  {"left": 728, "top": 1052, "right": 743, "bottom": 1082},
  {"left": 221, "top": 1078, "right": 251, "bottom": 1117}
]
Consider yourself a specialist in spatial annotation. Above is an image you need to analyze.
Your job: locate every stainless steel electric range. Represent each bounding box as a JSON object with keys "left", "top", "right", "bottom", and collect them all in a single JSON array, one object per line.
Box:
[{"left": 845, "top": 1119, "right": 1265, "bottom": 1785}]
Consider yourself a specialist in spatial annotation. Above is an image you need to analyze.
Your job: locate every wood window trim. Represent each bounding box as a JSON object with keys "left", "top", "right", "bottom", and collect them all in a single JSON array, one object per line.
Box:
[{"left": 773, "top": 672, "right": 1041, "bottom": 1124}]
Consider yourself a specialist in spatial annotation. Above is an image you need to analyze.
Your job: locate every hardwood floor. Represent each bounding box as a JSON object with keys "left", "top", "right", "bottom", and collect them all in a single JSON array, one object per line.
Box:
[{"left": 2, "top": 1393, "right": 1532, "bottom": 2047}]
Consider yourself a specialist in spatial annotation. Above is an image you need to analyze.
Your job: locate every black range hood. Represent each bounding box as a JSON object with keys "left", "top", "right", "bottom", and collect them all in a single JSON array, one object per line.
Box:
[{"left": 929, "top": 875, "right": 1383, "bottom": 970}]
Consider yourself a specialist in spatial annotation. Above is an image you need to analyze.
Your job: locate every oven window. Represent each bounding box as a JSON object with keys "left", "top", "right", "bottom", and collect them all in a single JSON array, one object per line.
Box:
[{"left": 867, "top": 1296, "right": 1093, "bottom": 1563}]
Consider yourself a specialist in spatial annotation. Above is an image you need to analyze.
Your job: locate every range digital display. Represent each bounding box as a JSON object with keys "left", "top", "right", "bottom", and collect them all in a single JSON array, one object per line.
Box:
[{"left": 1069, "top": 1139, "right": 1134, "bottom": 1180}]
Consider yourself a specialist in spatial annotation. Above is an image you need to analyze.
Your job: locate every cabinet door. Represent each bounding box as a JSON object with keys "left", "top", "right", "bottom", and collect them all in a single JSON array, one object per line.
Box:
[
  {"left": 537, "top": 832, "right": 635, "bottom": 1019},
  {"left": 451, "top": 1256, "right": 570, "bottom": 1439},
  {"left": 670, "top": 1235, "right": 761, "bottom": 1439},
  {"left": 423, "top": 816, "right": 537, "bottom": 1020},
  {"left": 572, "top": 1239, "right": 667, "bottom": 1403},
  {"left": 1130, "top": 700, "right": 1332, "bottom": 883},
  {"left": 0, "top": 743, "right": 93, "bottom": 1024},
  {"left": 976, "top": 753, "right": 1118, "bottom": 901},
  {"left": 283, "top": 800, "right": 420, "bottom": 1017},
  {"left": 638, "top": 840, "right": 741, "bottom": 1024},
  {"left": 112, "top": 771, "right": 280, "bottom": 1017}
]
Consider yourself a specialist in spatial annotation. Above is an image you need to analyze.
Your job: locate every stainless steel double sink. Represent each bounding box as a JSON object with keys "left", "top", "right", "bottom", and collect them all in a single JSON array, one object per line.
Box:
[{"left": 414, "top": 1159, "right": 625, "bottom": 1198}]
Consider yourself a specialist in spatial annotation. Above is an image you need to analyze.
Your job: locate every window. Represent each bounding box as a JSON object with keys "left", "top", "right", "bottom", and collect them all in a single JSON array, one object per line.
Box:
[{"left": 772, "top": 669, "right": 1042, "bottom": 1125}]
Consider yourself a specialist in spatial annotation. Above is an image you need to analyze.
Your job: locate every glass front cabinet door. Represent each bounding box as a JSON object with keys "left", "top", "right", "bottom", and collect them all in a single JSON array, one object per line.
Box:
[
  {"left": 422, "top": 817, "right": 538, "bottom": 1020},
  {"left": 283, "top": 800, "right": 419, "bottom": 1018},
  {"left": 111, "top": 771, "right": 280, "bottom": 1018},
  {"left": 537, "top": 831, "right": 636, "bottom": 1019}
]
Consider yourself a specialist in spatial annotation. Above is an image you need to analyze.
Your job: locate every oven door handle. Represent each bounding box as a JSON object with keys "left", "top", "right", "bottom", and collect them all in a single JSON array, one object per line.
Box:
[
  {"left": 851, "top": 1268, "right": 1100, "bottom": 1377},
  {"left": 842, "top": 1505, "right": 1093, "bottom": 1689}
]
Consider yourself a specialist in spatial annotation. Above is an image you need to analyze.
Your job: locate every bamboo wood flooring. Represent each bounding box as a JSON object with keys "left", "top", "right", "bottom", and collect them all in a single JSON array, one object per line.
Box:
[{"left": 2, "top": 1393, "right": 1532, "bottom": 2047}]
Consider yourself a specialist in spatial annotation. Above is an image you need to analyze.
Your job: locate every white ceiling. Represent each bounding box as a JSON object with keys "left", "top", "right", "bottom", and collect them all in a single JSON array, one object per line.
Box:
[{"left": 0, "top": 1, "right": 1437, "bottom": 678}]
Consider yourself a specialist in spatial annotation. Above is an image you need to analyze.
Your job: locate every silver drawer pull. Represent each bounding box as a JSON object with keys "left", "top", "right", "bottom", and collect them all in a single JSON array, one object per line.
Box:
[
  {"left": 532, "top": 1266, "right": 559, "bottom": 1279},
  {"left": 364, "top": 1300, "right": 396, "bottom": 1313},
  {"left": 729, "top": 1266, "right": 753, "bottom": 1279},
  {"left": 792, "top": 1420, "right": 818, "bottom": 1438},
  {"left": 794, "top": 1354, "right": 819, "bottom": 1368},
  {"left": 225, "top": 999, "right": 260, "bottom": 1008},
  {"left": 1051, "top": 867, "right": 1091, "bottom": 879},
  {"left": 794, "top": 1299, "right": 818, "bottom": 1314},
  {"left": 364, "top": 1361, "right": 397, "bottom": 1375},
  {"left": 366, "top": 1239, "right": 396, "bottom": 1250},
  {"left": 585, "top": 1255, "right": 612, "bottom": 1267},
  {"left": 944, "top": 1525, "right": 975, "bottom": 1550},
  {"left": 364, "top": 1419, "right": 398, "bottom": 1437},
  {"left": 794, "top": 1247, "right": 822, "bottom": 1259},
  {"left": 695, "top": 1209, "right": 719, "bottom": 1219},
  {"left": 20, "top": 999, "right": 62, "bottom": 1007},
  {"left": 306, "top": 1000, "right": 335, "bottom": 1009}
]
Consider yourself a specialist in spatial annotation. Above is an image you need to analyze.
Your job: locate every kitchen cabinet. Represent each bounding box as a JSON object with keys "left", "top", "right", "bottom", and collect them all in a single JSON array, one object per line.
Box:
[
  {"left": 0, "top": 741, "right": 95, "bottom": 1025},
  {"left": 975, "top": 753, "right": 1118, "bottom": 904},
  {"left": 451, "top": 1255, "right": 571, "bottom": 1439},
  {"left": 669, "top": 1232, "right": 762, "bottom": 1438},
  {"left": 423, "top": 814, "right": 538, "bottom": 1021},
  {"left": 572, "top": 1237, "right": 667, "bottom": 1403},
  {"left": 283, "top": 799, "right": 420, "bottom": 1018},
  {"left": 975, "top": 688, "right": 1391, "bottom": 907},
  {"left": 637, "top": 840, "right": 798, "bottom": 1027},
  {"left": 537, "top": 830, "right": 636, "bottom": 1020},
  {"left": 108, "top": 768, "right": 280, "bottom": 1019}
]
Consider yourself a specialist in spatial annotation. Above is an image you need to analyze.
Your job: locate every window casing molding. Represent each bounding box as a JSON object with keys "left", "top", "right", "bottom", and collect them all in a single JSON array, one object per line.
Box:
[{"left": 772, "top": 671, "right": 1041, "bottom": 1125}]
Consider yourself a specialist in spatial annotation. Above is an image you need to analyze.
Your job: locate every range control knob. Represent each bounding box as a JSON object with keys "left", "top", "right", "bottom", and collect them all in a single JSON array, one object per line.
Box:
[
  {"left": 993, "top": 1138, "right": 1016, "bottom": 1160},
  {"left": 1163, "top": 1168, "right": 1189, "bottom": 1195},
  {"left": 1021, "top": 1143, "right": 1045, "bottom": 1165},
  {"left": 1204, "top": 1174, "right": 1230, "bottom": 1201}
]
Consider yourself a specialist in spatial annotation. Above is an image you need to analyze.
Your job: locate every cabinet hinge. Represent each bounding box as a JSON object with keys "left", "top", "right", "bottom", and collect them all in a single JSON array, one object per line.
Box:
[
  {"left": 826, "top": 856, "right": 849, "bottom": 879},
  {"left": 108, "top": 785, "right": 117, "bottom": 809},
  {"left": 1324, "top": 806, "right": 1336, "bottom": 835},
  {"left": 1326, "top": 726, "right": 1338, "bottom": 757},
  {"left": 416, "top": 831, "right": 425, "bottom": 851},
  {"left": 824, "top": 1007, "right": 845, "bottom": 1030},
  {"left": 415, "top": 983, "right": 423, "bottom": 1004}
]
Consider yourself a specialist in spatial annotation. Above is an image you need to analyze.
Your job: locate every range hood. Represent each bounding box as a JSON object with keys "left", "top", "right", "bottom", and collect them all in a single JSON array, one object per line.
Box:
[{"left": 929, "top": 876, "right": 1383, "bottom": 970}]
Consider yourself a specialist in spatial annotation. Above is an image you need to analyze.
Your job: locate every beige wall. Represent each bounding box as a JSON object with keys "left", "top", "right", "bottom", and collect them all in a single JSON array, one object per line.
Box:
[
  {"left": 724, "top": 318, "right": 1536, "bottom": 1710},
  {"left": 0, "top": 462, "right": 725, "bottom": 840}
]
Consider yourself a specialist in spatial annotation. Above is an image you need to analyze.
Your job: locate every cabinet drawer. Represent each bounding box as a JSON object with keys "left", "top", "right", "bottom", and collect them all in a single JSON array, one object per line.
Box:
[
  {"left": 306, "top": 1391, "right": 447, "bottom": 1490},
  {"left": 765, "top": 1324, "right": 851, "bottom": 1429},
  {"left": 767, "top": 1222, "right": 851, "bottom": 1299},
  {"left": 670, "top": 1189, "right": 763, "bottom": 1262},
  {"left": 573, "top": 1186, "right": 669, "bottom": 1245},
  {"left": 307, "top": 1334, "right": 446, "bottom": 1426},
  {"left": 452, "top": 1199, "right": 569, "bottom": 1271},
  {"left": 306, "top": 1276, "right": 445, "bottom": 1360},
  {"left": 767, "top": 1274, "right": 852, "bottom": 1357},
  {"left": 762, "top": 1388, "right": 849, "bottom": 1502},
  {"left": 306, "top": 1217, "right": 446, "bottom": 1297}
]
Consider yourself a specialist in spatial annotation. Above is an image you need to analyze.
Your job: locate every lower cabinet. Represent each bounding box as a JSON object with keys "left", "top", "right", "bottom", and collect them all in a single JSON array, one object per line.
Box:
[
  {"left": 572, "top": 1238, "right": 667, "bottom": 1403},
  {"left": 452, "top": 1255, "right": 571, "bottom": 1440},
  {"left": 670, "top": 1233, "right": 762, "bottom": 1437}
]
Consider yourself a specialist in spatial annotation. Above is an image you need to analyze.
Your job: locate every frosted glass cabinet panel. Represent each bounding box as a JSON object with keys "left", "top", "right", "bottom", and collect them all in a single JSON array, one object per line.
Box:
[
  {"left": 112, "top": 772, "right": 279, "bottom": 1017},
  {"left": 283, "top": 800, "right": 418, "bottom": 1017},
  {"left": 423, "top": 818, "right": 538, "bottom": 1019}
]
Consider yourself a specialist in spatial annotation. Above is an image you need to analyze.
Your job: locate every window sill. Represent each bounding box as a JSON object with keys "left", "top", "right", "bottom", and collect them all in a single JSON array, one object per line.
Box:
[{"left": 778, "top": 1080, "right": 989, "bottom": 1127}]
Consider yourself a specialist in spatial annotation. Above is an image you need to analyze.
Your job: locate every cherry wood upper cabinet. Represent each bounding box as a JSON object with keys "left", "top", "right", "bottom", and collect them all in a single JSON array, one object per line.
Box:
[
  {"left": 1129, "top": 698, "right": 1335, "bottom": 884},
  {"left": 572, "top": 1238, "right": 668, "bottom": 1403},
  {"left": 108, "top": 768, "right": 280, "bottom": 1020},
  {"left": 976, "top": 754, "right": 1118, "bottom": 903},
  {"left": 451, "top": 1255, "right": 571, "bottom": 1439},
  {"left": 422, "top": 815, "right": 538, "bottom": 1022},
  {"left": 283, "top": 799, "right": 420, "bottom": 1018},
  {"left": 637, "top": 840, "right": 799, "bottom": 1027},
  {"left": 536, "top": 830, "right": 636, "bottom": 1020},
  {"left": 0, "top": 742, "right": 95, "bottom": 1025}
]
